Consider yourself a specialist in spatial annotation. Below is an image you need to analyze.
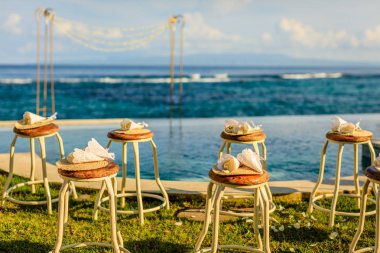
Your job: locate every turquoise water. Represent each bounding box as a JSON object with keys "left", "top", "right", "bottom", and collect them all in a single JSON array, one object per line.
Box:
[
  {"left": 0, "top": 114, "right": 378, "bottom": 182},
  {"left": 1, "top": 65, "right": 380, "bottom": 119}
]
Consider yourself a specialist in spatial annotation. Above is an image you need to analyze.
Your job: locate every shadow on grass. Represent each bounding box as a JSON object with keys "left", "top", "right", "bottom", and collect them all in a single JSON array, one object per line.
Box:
[
  {"left": 0, "top": 240, "right": 51, "bottom": 253},
  {"left": 124, "top": 238, "right": 191, "bottom": 253}
]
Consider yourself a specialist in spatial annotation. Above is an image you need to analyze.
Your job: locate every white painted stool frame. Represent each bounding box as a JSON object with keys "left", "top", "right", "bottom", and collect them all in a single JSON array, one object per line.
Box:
[
  {"left": 308, "top": 139, "right": 376, "bottom": 227},
  {"left": 50, "top": 174, "right": 130, "bottom": 253},
  {"left": 350, "top": 177, "right": 380, "bottom": 253},
  {"left": 195, "top": 180, "right": 271, "bottom": 253},
  {"left": 218, "top": 138, "right": 275, "bottom": 216},
  {"left": 93, "top": 136, "right": 169, "bottom": 225},
  {"left": 1, "top": 132, "right": 77, "bottom": 214}
]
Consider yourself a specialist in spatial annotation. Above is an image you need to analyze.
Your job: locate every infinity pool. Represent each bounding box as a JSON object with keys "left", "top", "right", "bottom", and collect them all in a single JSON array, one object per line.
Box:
[{"left": 0, "top": 114, "right": 379, "bottom": 181}]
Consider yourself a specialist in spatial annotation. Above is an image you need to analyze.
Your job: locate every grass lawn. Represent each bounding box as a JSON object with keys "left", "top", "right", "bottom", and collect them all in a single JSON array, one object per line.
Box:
[{"left": 0, "top": 171, "right": 378, "bottom": 253}]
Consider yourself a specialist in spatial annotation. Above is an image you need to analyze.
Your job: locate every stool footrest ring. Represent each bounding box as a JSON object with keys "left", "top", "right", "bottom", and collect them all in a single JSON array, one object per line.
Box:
[
  {"left": 312, "top": 193, "right": 376, "bottom": 216},
  {"left": 5, "top": 180, "right": 59, "bottom": 205},
  {"left": 196, "top": 245, "right": 264, "bottom": 253},
  {"left": 98, "top": 192, "right": 166, "bottom": 215},
  {"left": 48, "top": 242, "right": 130, "bottom": 253}
]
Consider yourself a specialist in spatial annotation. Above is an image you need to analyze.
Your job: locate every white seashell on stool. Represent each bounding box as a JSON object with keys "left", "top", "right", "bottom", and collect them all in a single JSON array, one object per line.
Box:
[
  {"left": 84, "top": 138, "right": 115, "bottom": 160},
  {"left": 67, "top": 148, "right": 104, "bottom": 164},
  {"left": 224, "top": 119, "right": 261, "bottom": 135},
  {"left": 237, "top": 148, "right": 263, "bottom": 174},
  {"left": 217, "top": 154, "right": 240, "bottom": 173},
  {"left": 23, "top": 111, "right": 57, "bottom": 124},
  {"left": 331, "top": 116, "right": 360, "bottom": 134},
  {"left": 121, "top": 119, "right": 148, "bottom": 131}
]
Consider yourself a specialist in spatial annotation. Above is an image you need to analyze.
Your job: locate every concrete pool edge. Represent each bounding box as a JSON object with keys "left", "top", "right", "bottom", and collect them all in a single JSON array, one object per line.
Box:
[{"left": 0, "top": 152, "right": 367, "bottom": 202}]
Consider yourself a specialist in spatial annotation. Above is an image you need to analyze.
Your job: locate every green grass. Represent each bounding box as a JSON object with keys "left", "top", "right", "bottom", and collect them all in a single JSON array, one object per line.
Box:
[{"left": 0, "top": 171, "right": 378, "bottom": 253}]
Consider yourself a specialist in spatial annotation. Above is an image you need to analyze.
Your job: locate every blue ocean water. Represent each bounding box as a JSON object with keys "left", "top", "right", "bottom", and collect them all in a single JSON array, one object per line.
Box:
[{"left": 1, "top": 65, "right": 380, "bottom": 120}]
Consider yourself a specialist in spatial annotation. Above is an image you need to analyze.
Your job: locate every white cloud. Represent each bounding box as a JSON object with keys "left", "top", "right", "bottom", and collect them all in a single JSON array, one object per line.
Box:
[
  {"left": 2, "top": 14, "right": 22, "bottom": 34},
  {"left": 363, "top": 26, "right": 380, "bottom": 47},
  {"left": 279, "top": 18, "right": 359, "bottom": 49},
  {"left": 184, "top": 12, "right": 240, "bottom": 42}
]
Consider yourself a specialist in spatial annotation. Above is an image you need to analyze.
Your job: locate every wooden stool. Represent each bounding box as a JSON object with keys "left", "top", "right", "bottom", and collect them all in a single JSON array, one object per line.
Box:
[
  {"left": 1, "top": 123, "right": 77, "bottom": 214},
  {"left": 50, "top": 162, "right": 130, "bottom": 253},
  {"left": 195, "top": 169, "right": 271, "bottom": 253},
  {"left": 218, "top": 131, "right": 275, "bottom": 216},
  {"left": 308, "top": 130, "right": 376, "bottom": 227},
  {"left": 350, "top": 166, "right": 380, "bottom": 252},
  {"left": 93, "top": 129, "right": 169, "bottom": 225}
]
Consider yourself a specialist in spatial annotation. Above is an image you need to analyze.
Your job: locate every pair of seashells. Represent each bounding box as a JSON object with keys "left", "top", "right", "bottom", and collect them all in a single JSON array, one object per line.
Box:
[
  {"left": 331, "top": 116, "right": 360, "bottom": 135},
  {"left": 224, "top": 119, "right": 261, "bottom": 135},
  {"left": 23, "top": 111, "right": 57, "bottom": 125},
  {"left": 120, "top": 119, "right": 148, "bottom": 131},
  {"left": 66, "top": 138, "right": 115, "bottom": 164},
  {"left": 217, "top": 148, "right": 263, "bottom": 174}
]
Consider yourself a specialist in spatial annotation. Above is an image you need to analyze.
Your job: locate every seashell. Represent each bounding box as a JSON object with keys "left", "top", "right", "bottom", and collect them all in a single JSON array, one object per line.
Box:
[
  {"left": 331, "top": 116, "right": 360, "bottom": 134},
  {"left": 66, "top": 148, "right": 104, "bottom": 164},
  {"left": 332, "top": 116, "right": 347, "bottom": 132},
  {"left": 121, "top": 119, "right": 147, "bottom": 131},
  {"left": 23, "top": 111, "right": 46, "bottom": 125},
  {"left": 217, "top": 154, "right": 240, "bottom": 172},
  {"left": 340, "top": 123, "right": 356, "bottom": 134},
  {"left": 237, "top": 148, "right": 263, "bottom": 174},
  {"left": 224, "top": 119, "right": 239, "bottom": 133},
  {"left": 237, "top": 122, "right": 252, "bottom": 134},
  {"left": 84, "top": 138, "right": 115, "bottom": 160}
]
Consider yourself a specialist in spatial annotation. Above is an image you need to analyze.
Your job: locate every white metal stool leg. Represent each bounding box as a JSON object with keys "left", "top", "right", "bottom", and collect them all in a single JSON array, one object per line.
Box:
[
  {"left": 218, "top": 141, "right": 227, "bottom": 159},
  {"left": 93, "top": 181, "right": 107, "bottom": 220},
  {"left": 308, "top": 141, "right": 329, "bottom": 213},
  {"left": 150, "top": 139, "right": 170, "bottom": 209},
  {"left": 2, "top": 135, "right": 17, "bottom": 208},
  {"left": 38, "top": 137, "right": 53, "bottom": 215},
  {"left": 329, "top": 144, "right": 344, "bottom": 227},
  {"left": 211, "top": 185, "right": 225, "bottom": 253},
  {"left": 254, "top": 188, "right": 263, "bottom": 250},
  {"left": 353, "top": 144, "right": 360, "bottom": 208},
  {"left": 30, "top": 138, "right": 36, "bottom": 194},
  {"left": 376, "top": 187, "right": 380, "bottom": 253},
  {"left": 112, "top": 177, "right": 124, "bottom": 248},
  {"left": 120, "top": 142, "right": 127, "bottom": 208},
  {"left": 349, "top": 179, "right": 370, "bottom": 253},
  {"left": 105, "top": 177, "right": 121, "bottom": 253},
  {"left": 195, "top": 182, "right": 215, "bottom": 251},
  {"left": 259, "top": 186, "right": 271, "bottom": 253},
  {"left": 132, "top": 141, "right": 144, "bottom": 225},
  {"left": 52, "top": 180, "right": 70, "bottom": 253}
]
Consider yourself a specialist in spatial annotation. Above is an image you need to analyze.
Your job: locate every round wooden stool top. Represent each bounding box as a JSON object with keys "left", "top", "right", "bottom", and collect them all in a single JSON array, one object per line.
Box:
[
  {"left": 58, "top": 161, "right": 119, "bottom": 179},
  {"left": 365, "top": 166, "right": 380, "bottom": 182},
  {"left": 13, "top": 123, "right": 59, "bottom": 137},
  {"left": 326, "top": 130, "right": 372, "bottom": 143},
  {"left": 209, "top": 169, "right": 269, "bottom": 186},
  {"left": 107, "top": 129, "right": 154, "bottom": 141},
  {"left": 220, "top": 131, "right": 266, "bottom": 142}
]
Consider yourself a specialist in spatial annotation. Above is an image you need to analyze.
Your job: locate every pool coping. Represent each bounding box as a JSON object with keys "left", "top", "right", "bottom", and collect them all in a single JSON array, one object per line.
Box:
[{"left": 0, "top": 152, "right": 366, "bottom": 201}]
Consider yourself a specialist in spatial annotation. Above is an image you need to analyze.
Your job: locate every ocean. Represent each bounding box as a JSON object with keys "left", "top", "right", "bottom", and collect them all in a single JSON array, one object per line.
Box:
[{"left": 1, "top": 65, "right": 380, "bottom": 120}]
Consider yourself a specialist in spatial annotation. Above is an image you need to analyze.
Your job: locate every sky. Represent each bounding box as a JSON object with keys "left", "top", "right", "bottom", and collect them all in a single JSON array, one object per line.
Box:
[{"left": 1, "top": 0, "right": 380, "bottom": 65}]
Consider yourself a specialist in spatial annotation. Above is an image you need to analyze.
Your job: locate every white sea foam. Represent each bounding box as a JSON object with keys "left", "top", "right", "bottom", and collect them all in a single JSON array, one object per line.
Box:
[
  {"left": 281, "top": 72, "right": 343, "bottom": 80},
  {"left": 0, "top": 78, "right": 33, "bottom": 84}
]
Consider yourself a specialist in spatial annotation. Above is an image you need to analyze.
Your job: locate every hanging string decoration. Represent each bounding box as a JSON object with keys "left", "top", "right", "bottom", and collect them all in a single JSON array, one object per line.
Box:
[{"left": 53, "top": 16, "right": 170, "bottom": 52}]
